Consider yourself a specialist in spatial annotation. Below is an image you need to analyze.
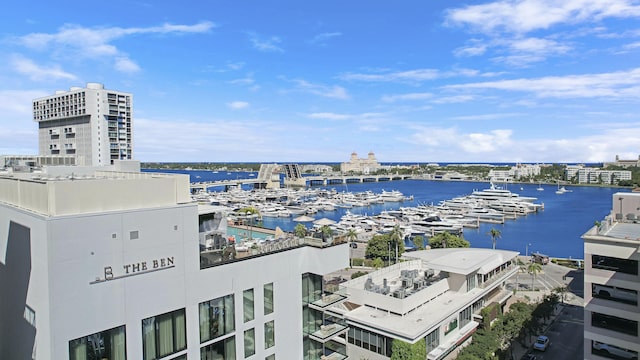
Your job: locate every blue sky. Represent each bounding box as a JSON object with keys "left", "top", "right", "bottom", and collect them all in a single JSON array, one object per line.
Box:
[{"left": 1, "top": 0, "right": 640, "bottom": 163}]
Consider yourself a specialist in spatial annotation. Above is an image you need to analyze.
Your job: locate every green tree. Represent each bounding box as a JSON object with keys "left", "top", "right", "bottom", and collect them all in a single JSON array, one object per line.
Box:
[
  {"left": 389, "top": 225, "right": 404, "bottom": 263},
  {"left": 365, "top": 233, "right": 405, "bottom": 262},
  {"left": 294, "top": 223, "right": 307, "bottom": 238},
  {"left": 527, "top": 262, "right": 542, "bottom": 291},
  {"left": 411, "top": 235, "right": 425, "bottom": 250},
  {"left": 346, "top": 228, "right": 358, "bottom": 244},
  {"left": 390, "top": 339, "right": 426, "bottom": 360},
  {"left": 320, "top": 225, "right": 333, "bottom": 241},
  {"left": 428, "top": 232, "right": 470, "bottom": 249},
  {"left": 372, "top": 257, "right": 385, "bottom": 269},
  {"left": 487, "top": 228, "right": 501, "bottom": 250}
]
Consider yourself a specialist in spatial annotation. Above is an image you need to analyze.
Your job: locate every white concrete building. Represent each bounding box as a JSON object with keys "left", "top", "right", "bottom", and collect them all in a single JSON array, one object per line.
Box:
[
  {"left": 33, "top": 83, "right": 133, "bottom": 167},
  {"left": 582, "top": 192, "right": 640, "bottom": 360},
  {"left": 0, "top": 168, "right": 348, "bottom": 360},
  {"left": 326, "top": 248, "right": 519, "bottom": 360},
  {"left": 577, "top": 168, "right": 632, "bottom": 185}
]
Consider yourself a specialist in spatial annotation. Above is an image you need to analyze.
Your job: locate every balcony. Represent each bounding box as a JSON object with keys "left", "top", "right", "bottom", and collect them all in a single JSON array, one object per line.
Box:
[{"left": 310, "top": 323, "right": 348, "bottom": 343}]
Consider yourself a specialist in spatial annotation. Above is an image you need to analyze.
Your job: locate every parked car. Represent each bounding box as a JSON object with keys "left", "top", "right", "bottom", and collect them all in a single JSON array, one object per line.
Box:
[
  {"left": 349, "top": 242, "right": 358, "bottom": 248},
  {"left": 593, "top": 341, "right": 638, "bottom": 359},
  {"left": 533, "top": 335, "right": 550, "bottom": 351},
  {"left": 525, "top": 354, "right": 537, "bottom": 360}
]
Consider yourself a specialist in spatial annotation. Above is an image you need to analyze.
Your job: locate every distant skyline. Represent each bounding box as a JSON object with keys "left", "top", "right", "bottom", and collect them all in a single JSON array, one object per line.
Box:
[{"left": 1, "top": 1, "right": 639, "bottom": 163}]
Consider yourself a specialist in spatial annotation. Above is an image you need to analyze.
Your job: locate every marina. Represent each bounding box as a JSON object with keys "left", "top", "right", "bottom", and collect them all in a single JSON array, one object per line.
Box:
[{"left": 160, "top": 168, "right": 631, "bottom": 259}]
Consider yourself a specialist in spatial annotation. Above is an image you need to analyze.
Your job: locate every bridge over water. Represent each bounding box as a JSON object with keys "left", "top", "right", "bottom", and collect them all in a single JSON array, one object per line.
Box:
[{"left": 190, "top": 164, "right": 411, "bottom": 192}]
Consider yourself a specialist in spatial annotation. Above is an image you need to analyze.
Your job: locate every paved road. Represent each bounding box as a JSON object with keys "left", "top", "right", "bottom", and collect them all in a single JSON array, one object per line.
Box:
[{"left": 523, "top": 304, "right": 584, "bottom": 360}]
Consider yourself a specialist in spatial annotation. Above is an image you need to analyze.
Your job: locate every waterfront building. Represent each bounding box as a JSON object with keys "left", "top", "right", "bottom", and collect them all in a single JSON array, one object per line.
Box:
[
  {"left": 340, "top": 151, "right": 382, "bottom": 174},
  {"left": 488, "top": 163, "right": 542, "bottom": 182},
  {"left": 577, "top": 168, "right": 632, "bottom": 185},
  {"left": 582, "top": 192, "right": 640, "bottom": 359},
  {"left": 0, "top": 165, "right": 348, "bottom": 359},
  {"left": 604, "top": 155, "right": 640, "bottom": 168},
  {"left": 326, "top": 248, "right": 519, "bottom": 360},
  {"left": 32, "top": 83, "right": 133, "bottom": 167}
]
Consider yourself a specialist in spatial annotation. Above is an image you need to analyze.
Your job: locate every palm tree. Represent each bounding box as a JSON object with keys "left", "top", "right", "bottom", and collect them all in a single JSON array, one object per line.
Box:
[
  {"left": 527, "top": 262, "right": 542, "bottom": 291},
  {"left": 346, "top": 229, "right": 358, "bottom": 268},
  {"left": 487, "top": 228, "right": 501, "bottom": 250},
  {"left": 294, "top": 223, "right": 307, "bottom": 238},
  {"left": 389, "top": 225, "right": 403, "bottom": 264},
  {"left": 346, "top": 228, "right": 358, "bottom": 244},
  {"left": 320, "top": 225, "right": 333, "bottom": 242}
]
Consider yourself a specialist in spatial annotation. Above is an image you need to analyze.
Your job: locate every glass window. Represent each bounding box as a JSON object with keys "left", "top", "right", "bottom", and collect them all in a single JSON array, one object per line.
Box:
[
  {"left": 244, "top": 289, "right": 255, "bottom": 323},
  {"left": 142, "top": 308, "right": 187, "bottom": 360},
  {"left": 592, "top": 312, "right": 638, "bottom": 336},
  {"left": 69, "top": 325, "right": 126, "bottom": 360},
  {"left": 265, "top": 355, "right": 275, "bottom": 360},
  {"left": 425, "top": 327, "right": 440, "bottom": 353},
  {"left": 302, "top": 273, "right": 322, "bottom": 304},
  {"left": 244, "top": 328, "right": 255, "bottom": 357},
  {"left": 265, "top": 320, "right": 275, "bottom": 349},
  {"left": 592, "top": 284, "right": 638, "bottom": 305},
  {"left": 592, "top": 255, "right": 638, "bottom": 275},
  {"left": 199, "top": 294, "right": 235, "bottom": 343},
  {"left": 264, "top": 283, "right": 274, "bottom": 315},
  {"left": 200, "top": 336, "right": 236, "bottom": 360}
]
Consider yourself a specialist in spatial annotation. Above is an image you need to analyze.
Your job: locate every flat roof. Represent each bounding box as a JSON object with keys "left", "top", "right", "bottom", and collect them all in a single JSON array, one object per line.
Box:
[{"left": 404, "top": 248, "right": 520, "bottom": 275}]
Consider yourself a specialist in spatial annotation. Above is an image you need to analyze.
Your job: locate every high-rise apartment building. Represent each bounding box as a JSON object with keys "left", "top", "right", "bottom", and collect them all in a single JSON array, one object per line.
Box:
[
  {"left": 582, "top": 192, "right": 640, "bottom": 360},
  {"left": 32, "top": 83, "right": 133, "bottom": 166}
]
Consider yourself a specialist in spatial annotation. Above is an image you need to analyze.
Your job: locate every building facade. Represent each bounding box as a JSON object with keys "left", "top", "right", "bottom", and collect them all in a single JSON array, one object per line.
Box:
[
  {"left": 340, "top": 152, "right": 381, "bottom": 174},
  {"left": 0, "top": 168, "right": 348, "bottom": 360},
  {"left": 32, "top": 83, "right": 133, "bottom": 166},
  {"left": 582, "top": 192, "right": 640, "bottom": 360},
  {"left": 325, "top": 248, "right": 519, "bottom": 360}
]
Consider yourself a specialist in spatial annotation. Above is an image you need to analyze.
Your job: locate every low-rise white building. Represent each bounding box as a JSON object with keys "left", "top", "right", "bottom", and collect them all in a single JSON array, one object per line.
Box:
[{"left": 325, "top": 248, "right": 519, "bottom": 360}]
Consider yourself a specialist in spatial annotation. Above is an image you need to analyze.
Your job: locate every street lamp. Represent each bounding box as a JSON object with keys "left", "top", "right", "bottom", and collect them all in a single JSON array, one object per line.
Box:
[{"left": 525, "top": 243, "right": 531, "bottom": 257}]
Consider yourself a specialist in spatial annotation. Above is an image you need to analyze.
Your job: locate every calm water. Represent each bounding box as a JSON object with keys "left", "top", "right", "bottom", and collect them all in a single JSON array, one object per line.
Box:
[{"left": 144, "top": 169, "right": 629, "bottom": 259}]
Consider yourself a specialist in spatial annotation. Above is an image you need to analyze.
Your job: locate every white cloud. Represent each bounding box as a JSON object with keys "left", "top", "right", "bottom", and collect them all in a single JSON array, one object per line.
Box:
[
  {"left": 450, "top": 113, "right": 522, "bottom": 121},
  {"left": 307, "top": 112, "right": 352, "bottom": 120},
  {"left": 248, "top": 32, "right": 284, "bottom": 52},
  {"left": 227, "top": 101, "right": 249, "bottom": 110},
  {"left": 382, "top": 92, "right": 433, "bottom": 102},
  {"left": 445, "top": 68, "right": 640, "bottom": 99},
  {"left": 293, "top": 79, "right": 349, "bottom": 99},
  {"left": 0, "top": 89, "right": 48, "bottom": 113},
  {"left": 114, "top": 57, "right": 141, "bottom": 73},
  {"left": 454, "top": 44, "right": 488, "bottom": 57},
  {"left": 10, "top": 55, "right": 77, "bottom": 81},
  {"left": 432, "top": 95, "right": 476, "bottom": 104},
  {"left": 309, "top": 32, "right": 342, "bottom": 44},
  {"left": 340, "top": 68, "right": 441, "bottom": 83},
  {"left": 15, "top": 21, "right": 215, "bottom": 73},
  {"left": 445, "top": 0, "right": 640, "bottom": 34}
]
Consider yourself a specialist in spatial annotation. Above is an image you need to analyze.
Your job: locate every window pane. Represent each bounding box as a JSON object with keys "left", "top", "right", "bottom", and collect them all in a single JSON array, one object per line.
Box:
[
  {"left": 244, "top": 289, "right": 255, "bottom": 323},
  {"left": 141, "top": 309, "right": 186, "bottom": 360},
  {"left": 69, "top": 325, "right": 126, "bottom": 360},
  {"left": 264, "top": 283, "right": 274, "bottom": 315},
  {"left": 200, "top": 294, "right": 235, "bottom": 343},
  {"left": 244, "top": 328, "right": 256, "bottom": 357},
  {"left": 265, "top": 320, "right": 275, "bottom": 349},
  {"left": 201, "top": 336, "right": 235, "bottom": 360}
]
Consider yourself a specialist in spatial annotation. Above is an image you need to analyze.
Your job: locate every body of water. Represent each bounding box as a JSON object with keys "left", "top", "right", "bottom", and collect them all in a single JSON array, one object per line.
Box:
[{"left": 144, "top": 169, "right": 628, "bottom": 260}]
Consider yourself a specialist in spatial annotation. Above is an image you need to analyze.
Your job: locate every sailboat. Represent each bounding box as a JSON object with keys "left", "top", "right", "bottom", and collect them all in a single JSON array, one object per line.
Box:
[
  {"left": 556, "top": 181, "right": 569, "bottom": 194},
  {"left": 536, "top": 182, "right": 544, "bottom": 191}
]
